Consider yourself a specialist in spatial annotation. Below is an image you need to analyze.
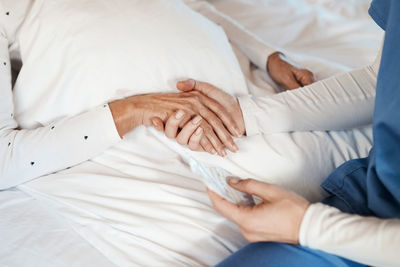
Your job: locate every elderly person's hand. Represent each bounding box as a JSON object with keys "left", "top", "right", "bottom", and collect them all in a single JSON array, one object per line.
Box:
[
  {"left": 267, "top": 52, "right": 315, "bottom": 90},
  {"left": 151, "top": 79, "right": 245, "bottom": 156},
  {"left": 207, "top": 178, "right": 310, "bottom": 244},
  {"left": 109, "top": 90, "right": 241, "bottom": 156}
]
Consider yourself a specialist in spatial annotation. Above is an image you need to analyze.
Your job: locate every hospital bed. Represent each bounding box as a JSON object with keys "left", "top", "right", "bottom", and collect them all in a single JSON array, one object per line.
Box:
[{"left": 0, "top": 0, "right": 382, "bottom": 266}]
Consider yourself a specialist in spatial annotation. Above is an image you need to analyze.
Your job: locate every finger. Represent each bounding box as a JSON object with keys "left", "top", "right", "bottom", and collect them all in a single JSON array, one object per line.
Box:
[
  {"left": 195, "top": 103, "right": 238, "bottom": 153},
  {"left": 177, "top": 79, "right": 196, "bottom": 92},
  {"left": 200, "top": 121, "right": 227, "bottom": 157},
  {"left": 178, "top": 115, "right": 192, "bottom": 129},
  {"left": 206, "top": 188, "right": 243, "bottom": 222},
  {"left": 188, "top": 127, "right": 204, "bottom": 151},
  {"left": 177, "top": 79, "right": 218, "bottom": 96},
  {"left": 176, "top": 115, "right": 203, "bottom": 146},
  {"left": 151, "top": 117, "right": 164, "bottom": 132},
  {"left": 195, "top": 92, "right": 241, "bottom": 138},
  {"left": 227, "top": 178, "right": 282, "bottom": 201},
  {"left": 294, "top": 69, "right": 315, "bottom": 86},
  {"left": 200, "top": 137, "right": 217, "bottom": 155},
  {"left": 165, "top": 110, "right": 186, "bottom": 138},
  {"left": 178, "top": 80, "right": 242, "bottom": 137},
  {"left": 283, "top": 72, "right": 302, "bottom": 90}
]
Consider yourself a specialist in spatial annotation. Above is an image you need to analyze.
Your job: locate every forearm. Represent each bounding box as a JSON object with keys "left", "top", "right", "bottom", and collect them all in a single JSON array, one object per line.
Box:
[
  {"left": 0, "top": 30, "right": 122, "bottom": 189},
  {"left": 239, "top": 54, "right": 380, "bottom": 136},
  {"left": 109, "top": 98, "right": 138, "bottom": 138},
  {"left": 186, "top": 0, "right": 275, "bottom": 71},
  {"left": 299, "top": 203, "right": 400, "bottom": 267},
  {"left": 0, "top": 105, "right": 121, "bottom": 190}
]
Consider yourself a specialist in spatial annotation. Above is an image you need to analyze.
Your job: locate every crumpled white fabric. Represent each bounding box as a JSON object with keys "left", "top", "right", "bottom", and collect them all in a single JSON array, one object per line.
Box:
[{"left": 1, "top": 0, "right": 383, "bottom": 266}]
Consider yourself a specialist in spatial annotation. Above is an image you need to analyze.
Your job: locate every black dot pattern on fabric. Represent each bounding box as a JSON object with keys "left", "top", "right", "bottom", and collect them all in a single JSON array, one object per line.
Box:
[
  {"left": 3, "top": 62, "right": 5, "bottom": 66},
  {"left": 10, "top": 113, "right": 13, "bottom": 117},
  {"left": 51, "top": 126, "right": 55, "bottom": 130},
  {"left": 5, "top": 12, "right": 9, "bottom": 16},
  {"left": 8, "top": 142, "right": 11, "bottom": 146},
  {"left": 84, "top": 136, "right": 88, "bottom": 140},
  {"left": 31, "top": 162, "right": 35, "bottom": 166},
  {"left": 103, "top": 104, "right": 107, "bottom": 108}
]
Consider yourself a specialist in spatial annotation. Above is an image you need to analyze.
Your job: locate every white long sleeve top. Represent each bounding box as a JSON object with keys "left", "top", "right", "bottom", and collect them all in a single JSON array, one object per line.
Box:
[
  {"left": 239, "top": 44, "right": 400, "bottom": 265},
  {"left": 1, "top": 1, "right": 398, "bottom": 266},
  {"left": 238, "top": 47, "right": 381, "bottom": 136},
  {"left": 0, "top": 2, "right": 122, "bottom": 190},
  {"left": 0, "top": 0, "right": 275, "bottom": 190}
]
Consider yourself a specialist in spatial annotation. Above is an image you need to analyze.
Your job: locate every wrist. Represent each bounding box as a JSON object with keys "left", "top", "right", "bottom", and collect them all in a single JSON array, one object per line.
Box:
[
  {"left": 266, "top": 51, "right": 282, "bottom": 73},
  {"left": 292, "top": 201, "right": 310, "bottom": 244},
  {"left": 109, "top": 98, "right": 140, "bottom": 137}
]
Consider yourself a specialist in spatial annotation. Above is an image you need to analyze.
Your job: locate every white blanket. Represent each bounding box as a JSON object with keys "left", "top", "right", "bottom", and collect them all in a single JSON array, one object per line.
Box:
[{"left": 1, "top": 0, "right": 383, "bottom": 266}]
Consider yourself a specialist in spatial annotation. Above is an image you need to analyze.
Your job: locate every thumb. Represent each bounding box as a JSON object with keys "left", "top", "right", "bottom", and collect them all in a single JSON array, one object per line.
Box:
[
  {"left": 293, "top": 68, "right": 315, "bottom": 87},
  {"left": 228, "top": 178, "right": 280, "bottom": 201},
  {"left": 176, "top": 79, "right": 196, "bottom": 92},
  {"left": 177, "top": 79, "right": 217, "bottom": 96},
  {"left": 151, "top": 117, "right": 165, "bottom": 132}
]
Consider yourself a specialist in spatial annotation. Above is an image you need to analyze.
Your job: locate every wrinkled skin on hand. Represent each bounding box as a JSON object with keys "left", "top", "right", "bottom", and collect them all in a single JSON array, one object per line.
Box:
[
  {"left": 151, "top": 79, "right": 245, "bottom": 156},
  {"left": 109, "top": 87, "right": 241, "bottom": 156}
]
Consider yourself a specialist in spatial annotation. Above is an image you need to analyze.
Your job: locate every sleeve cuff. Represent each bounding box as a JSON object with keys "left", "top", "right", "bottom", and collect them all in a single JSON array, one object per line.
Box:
[
  {"left": 256, "top": 49, "right": 275, "bottom": 72},
  {"left": 238, "top": 95, "right": 261, "bottom": 136},
  {"left": 298, "top": 203, "right": 332, "bottom": 247},
  {"left": 80, "top": 104, "right": 122, "bottom": 144}
]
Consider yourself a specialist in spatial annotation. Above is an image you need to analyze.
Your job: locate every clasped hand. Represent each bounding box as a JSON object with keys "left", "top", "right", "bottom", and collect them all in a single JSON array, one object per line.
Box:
[{"left": 109, "top": 79, "right": 244, "bottom": 157}]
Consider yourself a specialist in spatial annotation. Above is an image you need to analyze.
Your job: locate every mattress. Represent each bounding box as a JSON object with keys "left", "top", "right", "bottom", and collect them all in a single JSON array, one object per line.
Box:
[{"left": 0, "top": 0, "right": 383, "bottom": 266}]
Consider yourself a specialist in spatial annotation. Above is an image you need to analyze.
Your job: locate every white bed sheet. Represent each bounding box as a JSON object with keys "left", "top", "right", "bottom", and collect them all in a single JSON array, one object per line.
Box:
[{"left": 0, "top": 0, "right": 383, "bottom": 266}]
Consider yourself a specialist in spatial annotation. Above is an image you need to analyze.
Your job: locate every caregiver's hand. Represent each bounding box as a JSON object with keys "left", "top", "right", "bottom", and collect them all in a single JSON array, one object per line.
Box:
[
  {"left": 151, "top": 79, "right": 246, "bottom": 156},
  {"left": 207, "top": 178, "right": 310, "bottom": 244},
  {"left": 267, "top": 52, "right": 315, "bottom": 90},
  {"left": 109, "top": 91, "right": 240, "bottom": 155},
  {"left": 177, "top": 79, "right": 246, "bottom": 136}
]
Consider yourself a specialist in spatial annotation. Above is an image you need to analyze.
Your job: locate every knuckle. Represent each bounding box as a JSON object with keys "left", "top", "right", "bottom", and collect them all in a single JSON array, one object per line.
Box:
[
  {"left": 189, "top": 95, "right": 200, "bottom": 103},
  {"left": 205, "top": 144, "right": 213, "bottom": 152},
  {"left": 165, "top": 131, "right": 175, "bottom": 139},
  {"left": 224, "top": 133, "right": 233, "bottom": 143},
  {"left": 176, "top": 136, "right": 186, "bottom": 145},
  {"left": 183, "top": 103, "right": 194, "bottom": 110},
  {"left": 201, "top": 140, "right": 213, "bottom": 152},
  {"left": 202, "top": 123, "right": 213, "bottom": 132},
  {"left": 188, "top": 143, "right": 197, "bottom": 151},
  {"left": 241, "top": 179, "right": 254, "bottom": 189}
]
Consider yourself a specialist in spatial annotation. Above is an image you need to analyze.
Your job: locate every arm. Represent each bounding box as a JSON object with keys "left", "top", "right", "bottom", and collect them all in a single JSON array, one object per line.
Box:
[
  {"left": 0, "top": 30, "right": 122, "bottom": 190},
  {"left": 208, "top": 178, "right": 400, "bottom": 267},
  {"left": 184, "top": 0, "right": 274, "bottom": 71},
  {"left": 239, "top": 46, "right": 381, "bottom": 136},
  {"left": 300, "top": 203, "right": 400, "bottom": 267},
  {"left": 185, "top": 0, "right": 314, "bottom": 90},
  {"left": 1, "top": 28, "right": 243, "bottom": 189}
]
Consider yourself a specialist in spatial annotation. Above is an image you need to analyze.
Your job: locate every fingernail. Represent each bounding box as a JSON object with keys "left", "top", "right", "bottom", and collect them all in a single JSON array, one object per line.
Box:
[
  {"left": 228, "top": 177, "right": 240, "bottom": 184},
  {"left": 152, "top": 119, "right": 158, "bottom": 127},
  {"left": 232, "top": 143, "right": 239, "bottom": 152},
  {"left": 175, "top": 110, "right": 185, "bottom": 119},
  {"left": 234, "top": 128, "right": 242, "bottom": 137},
  {"left": 185, "top": 79, "right": 195, "bottom": 87},
  {"left": 195, "top": 127, "right": 203, "bottom": 136},
  {"left": 220, "top": 150, "right": 227, "bottom": 157},
  {"left": 192, "top": 116, "right": 202, "bottom": 125},
  {"left": 211, "top": 148, "right": 217, "bottom": 154}
]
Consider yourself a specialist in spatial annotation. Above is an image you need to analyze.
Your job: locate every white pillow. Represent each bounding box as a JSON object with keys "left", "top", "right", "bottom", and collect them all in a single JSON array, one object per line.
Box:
[{"left": 12, "top": 0, "right": 248, "bottom": 129}]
